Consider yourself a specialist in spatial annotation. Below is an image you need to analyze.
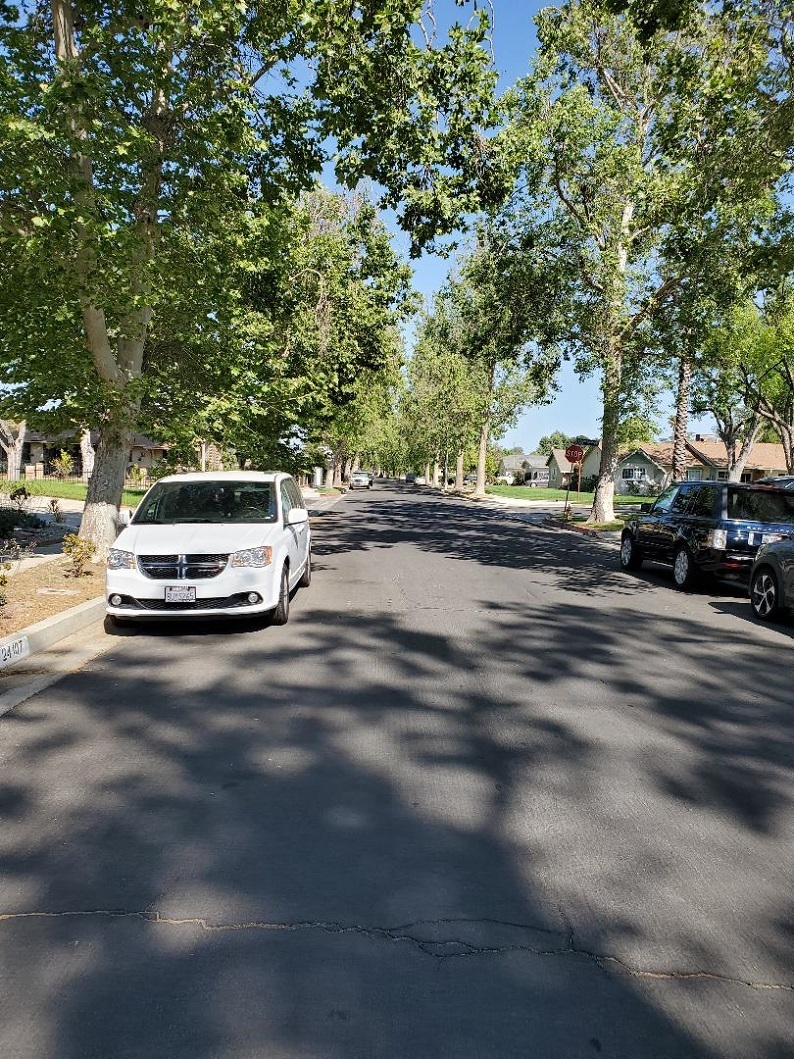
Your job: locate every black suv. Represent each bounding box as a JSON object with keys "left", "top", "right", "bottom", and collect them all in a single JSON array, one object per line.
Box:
[{"left": 620, "top": 481, "right": 794, "bottom": 589}]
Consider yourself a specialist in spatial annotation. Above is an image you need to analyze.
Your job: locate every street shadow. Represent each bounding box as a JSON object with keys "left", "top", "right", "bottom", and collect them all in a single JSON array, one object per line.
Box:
[{"left": 0, "top": 487, "right": 792, "bottom": 1057}]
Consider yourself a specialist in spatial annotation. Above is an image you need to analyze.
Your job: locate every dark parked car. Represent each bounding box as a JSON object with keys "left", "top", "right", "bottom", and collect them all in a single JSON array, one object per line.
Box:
[
  {"left": 757, "top": 475, "right": 794, "bottom": 490},
  {"left": 749, "top": 538, "right": 794, "bottom": 621},
  {"left": 619, "top": 481, "right": 794, "bottom": 589}
]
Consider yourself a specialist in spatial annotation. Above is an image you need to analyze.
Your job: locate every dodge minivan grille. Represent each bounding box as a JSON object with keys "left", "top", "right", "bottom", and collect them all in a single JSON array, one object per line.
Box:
[{"left": 137, "top": 554, "right": 229, "bottom": 580}]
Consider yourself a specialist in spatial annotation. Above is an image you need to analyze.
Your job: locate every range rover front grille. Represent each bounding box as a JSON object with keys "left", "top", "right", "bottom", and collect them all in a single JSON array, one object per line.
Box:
[{"left": 137, "top": 554, "right": 229, "bottom": 580}]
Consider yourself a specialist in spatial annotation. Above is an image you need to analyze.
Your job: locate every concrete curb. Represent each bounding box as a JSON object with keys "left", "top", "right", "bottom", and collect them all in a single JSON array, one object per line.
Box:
[{"left": 0, "top": 596, "right": 105, "bottom": 672}]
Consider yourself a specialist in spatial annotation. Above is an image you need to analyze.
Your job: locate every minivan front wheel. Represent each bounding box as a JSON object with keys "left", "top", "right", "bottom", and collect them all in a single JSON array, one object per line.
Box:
[
  {"left": 298, "top": 549, "right": 311, "bottom": 587},
  {"left": 270, "top": 565, "right": 290, "bottom": 625},
  {"left": 750, "top": 566, "right": 782, "bottom": 622},
  {"left": 673, "top": 544, "right": 697, "bottom": 590}
]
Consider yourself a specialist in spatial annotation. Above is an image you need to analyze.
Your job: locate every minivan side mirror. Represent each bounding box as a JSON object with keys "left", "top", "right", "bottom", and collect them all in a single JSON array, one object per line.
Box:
[
  {"left": 286, "top": 507, "right": 309, "bottom": 526},
  {"left": 117, "top": 509, "right": 132, "bottom": 528},
  {"left": 640, "top": 502, "right": 652, "bottom": 513}
]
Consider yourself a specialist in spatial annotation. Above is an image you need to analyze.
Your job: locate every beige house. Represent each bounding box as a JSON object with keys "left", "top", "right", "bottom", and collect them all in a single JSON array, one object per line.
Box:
[
  {"left": 684, "top": 440, "right": 787, "bottom": 482},
  {"left": 546, "top": 448, "right": 575, "bottom": 488}
]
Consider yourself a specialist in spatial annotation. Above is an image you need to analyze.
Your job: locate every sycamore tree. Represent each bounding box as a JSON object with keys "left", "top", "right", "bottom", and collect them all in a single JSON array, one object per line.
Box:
[
  {"left": 139, "top": 188, "right": 413, "bottom": 473},
  {"left": 0, "top": 0, "right": 506, "bottom": 555},
  {"left": 501, "top": 0, "right": 788, "bottom": 522},
  {"left": 402, "top": 304, "right": 490, "bottom": 486},
  {"left": 434, "top": 234, "right": 559, "bottom": 495},
  {"left": 694, "top": 286, "right": 794, "bottom": 474}
]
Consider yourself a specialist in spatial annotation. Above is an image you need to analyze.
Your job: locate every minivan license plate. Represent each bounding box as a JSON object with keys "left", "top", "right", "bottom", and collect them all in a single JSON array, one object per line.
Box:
[{"left": 165, "top": 586, "right": 196, "bottom": 603}]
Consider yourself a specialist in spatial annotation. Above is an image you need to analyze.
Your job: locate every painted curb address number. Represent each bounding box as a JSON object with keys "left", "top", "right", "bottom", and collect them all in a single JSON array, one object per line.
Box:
[{"left": 0, "top": 636, "right": 30, "bottom": 670}]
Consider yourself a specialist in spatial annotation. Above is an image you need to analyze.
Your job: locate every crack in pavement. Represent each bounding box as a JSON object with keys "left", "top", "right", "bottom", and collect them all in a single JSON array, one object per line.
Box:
[{"left": 0, "top": 909, "right": 791, "bottom": 992}]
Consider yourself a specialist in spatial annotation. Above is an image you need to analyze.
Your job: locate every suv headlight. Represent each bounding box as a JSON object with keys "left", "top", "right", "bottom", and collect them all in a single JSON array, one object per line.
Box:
[
  {"left": 230, "top": 546, "right": 272, "bottom": 568},
  {"left": 107, "top": 548, "right": 136, "bottom": 570},
  {"left": 706, "top": 529, "right": 727, "bottom": 550}
]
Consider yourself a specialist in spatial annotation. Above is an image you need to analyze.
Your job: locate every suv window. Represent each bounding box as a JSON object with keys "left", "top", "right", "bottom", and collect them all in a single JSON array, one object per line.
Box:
[
  {"left": 669, "top": 488, "right": 693, "bottom": 514},
  {"left": 689, "top": 485, "right": 718, "bottom": 518},
  {"left": 652, "top": 486, "right": 679, "bottom": 513},
  {"left": 728, "top": 488, "right": 794, "bottom": 523}
]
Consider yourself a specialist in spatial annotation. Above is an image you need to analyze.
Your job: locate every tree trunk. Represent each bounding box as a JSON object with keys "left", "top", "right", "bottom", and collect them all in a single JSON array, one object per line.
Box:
[
  {"left": 672, "top": 357, "right": 691, "bottom": 482},
  {"left": 432, "top": 460, "right": 440, "bottom": 487},
  {"left": 589, "top": 351, "right": 621, "bottom": 524},
  {"left": 728, "top": 420, "right": 762, "bottom": 481},
  {"left": 78, "top": 432, "right": 131, "bottom": 559},
  {"left": 475, "top": 417, "right": 489, "bottom": 497},
  {"left": 455, "top": 452, "right": 464, "bottom": 491}
]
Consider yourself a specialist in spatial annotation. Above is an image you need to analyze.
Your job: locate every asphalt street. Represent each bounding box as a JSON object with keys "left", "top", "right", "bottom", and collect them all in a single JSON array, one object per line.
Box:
[{"left": 0, "top": 482, "right": 792, "bottom": 1059}]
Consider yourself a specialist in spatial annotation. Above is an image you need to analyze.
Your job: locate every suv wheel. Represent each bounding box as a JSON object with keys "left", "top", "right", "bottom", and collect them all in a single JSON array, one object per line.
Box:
[
  {"left": 750, "top": 565, "right": 781, "bottom": 621},
  {"left": 672, "top": 544, "right": 697, "bottom": 590},
  {"left": 270, "top": 565, "right": 290, "bottom": 625},
  {"left": 619, "top": 533, "right": 643, "bottom": 570}
]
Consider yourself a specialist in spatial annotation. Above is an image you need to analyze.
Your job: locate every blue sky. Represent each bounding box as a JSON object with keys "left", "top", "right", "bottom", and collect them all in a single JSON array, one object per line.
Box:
[{"left": 394, "top": 0, "right": 705, "bottom": 452}]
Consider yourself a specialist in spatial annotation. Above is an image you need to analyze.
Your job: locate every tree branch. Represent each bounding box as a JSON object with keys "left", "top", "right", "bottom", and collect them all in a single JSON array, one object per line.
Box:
[{"left": 621, "top": 275, "right": 680, "bottom": 339}]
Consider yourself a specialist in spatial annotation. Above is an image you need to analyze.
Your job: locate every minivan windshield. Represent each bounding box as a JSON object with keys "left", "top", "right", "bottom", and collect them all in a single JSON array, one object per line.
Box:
[
  {"left": 728, "top": 488, "right": 794, "bottom": 524},
  {"left": 133, "top": 480, "right": 277, "bottom": 525}
]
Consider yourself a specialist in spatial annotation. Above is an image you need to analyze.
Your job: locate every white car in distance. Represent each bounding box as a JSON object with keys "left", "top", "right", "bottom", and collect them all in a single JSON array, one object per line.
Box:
[{"left": 106, "top": 471, "right": 310, "bottom": 626}]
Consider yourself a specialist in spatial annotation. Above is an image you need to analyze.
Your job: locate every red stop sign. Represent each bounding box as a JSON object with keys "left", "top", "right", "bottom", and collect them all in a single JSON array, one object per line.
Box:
[{"left": 565, "top": 443, "right": 585, "bottom": 463}]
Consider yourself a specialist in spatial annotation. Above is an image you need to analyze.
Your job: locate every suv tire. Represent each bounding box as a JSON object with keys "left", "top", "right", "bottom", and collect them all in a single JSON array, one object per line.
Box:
[
  {"left": 619, "top": 533, "right": 643, "bottom": 571},
  {"left": 672, "top": 544, "right": 697, "bottom": 590},
  {"left": 750, "top": 565, "right": 782, "bottom": 621}
]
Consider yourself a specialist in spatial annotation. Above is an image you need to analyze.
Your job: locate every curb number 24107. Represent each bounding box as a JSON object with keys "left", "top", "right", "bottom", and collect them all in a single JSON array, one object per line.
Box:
[{"left": 0, "top": 636, "right": 30, "bottom": 669}]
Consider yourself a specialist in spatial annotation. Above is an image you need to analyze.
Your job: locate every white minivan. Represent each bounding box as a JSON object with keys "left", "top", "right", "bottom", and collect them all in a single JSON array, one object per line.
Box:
[{"left": 106, "top": 471, "right": 310, "bottom": 625}]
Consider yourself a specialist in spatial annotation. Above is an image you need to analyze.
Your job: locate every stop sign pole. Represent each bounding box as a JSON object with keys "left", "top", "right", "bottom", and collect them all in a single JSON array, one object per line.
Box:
[{"left": 564, "top": 443, "right": 585, "bottom": 515}]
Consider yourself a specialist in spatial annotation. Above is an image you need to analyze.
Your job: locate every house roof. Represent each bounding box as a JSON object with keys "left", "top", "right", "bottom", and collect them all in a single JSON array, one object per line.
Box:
[
  {"left": 686, "top": 440, "right": 786, "bottom": 471},
  {"left": 622, "top": 443, "right": 702, "bottom": 472},
  {"left": 548, "top": 449, "right": 573, "bottom": 471},
  {"left": 523, "top": 454, "right": 549, "bottom": 470},
  {"left": 500, "top": 454, "right": 528, "bottom": 472}
]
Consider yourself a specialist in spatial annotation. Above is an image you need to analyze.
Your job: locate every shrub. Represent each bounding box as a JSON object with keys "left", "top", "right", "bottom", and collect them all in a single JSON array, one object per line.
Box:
[
  {"left": 0, "top": 562, "right": 9, "bottom": 607},
  {"left": 51, "top": 449, "right": 76, "bottom": 478},
  {"left": 9, "top": 486, "right": 30, "bottom": 513},
  {"left": 62, "top": 534, "right": 96, "bottom": 577},
  {"left": 49, "top": 498, "right": 65, "bottom": 523},
  {"left": 0, "top": 509, "right": 46, "bottom": 534},
  {"left": 0, "top": 509, "right": 19, "bottom": 536},
  {"left": 0, "top": 538, "right": 36, "bottom": 603}
]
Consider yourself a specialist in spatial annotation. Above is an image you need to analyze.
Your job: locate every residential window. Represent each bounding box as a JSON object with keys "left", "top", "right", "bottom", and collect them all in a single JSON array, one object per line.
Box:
[
  {"left": 717, "top": 471, "right": 728, "bottom": 481},
  {"left": 686, "top": 468, "right": 703, "bottom": 481},
  {"left": 622, "top": 466, "right": 647, "bottom": 480}
]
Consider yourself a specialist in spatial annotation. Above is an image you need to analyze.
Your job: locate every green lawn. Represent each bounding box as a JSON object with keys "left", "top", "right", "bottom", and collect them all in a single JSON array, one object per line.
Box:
[
  {"left": 485, "top": 485, "right": 649, "bottom": 505},
  {"left": 0, "top": 479, "right": 147, "bottom": 508}
]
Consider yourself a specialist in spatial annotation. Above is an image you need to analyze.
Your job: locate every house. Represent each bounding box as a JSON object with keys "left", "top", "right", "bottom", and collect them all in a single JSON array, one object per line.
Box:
[
  {"left": 498, "top": 453, "right": 550, "bottom": 486},
  {"left": 546, "top": 449, "right": 575, "bottom": 488},
  {"left": 614, "top": 443, "right": 698, "bottom": 494},
  {"left": 0, "top": 420, "right": 168, "bottom": 480},
  {"left": 614, "top": 439, "right": 789, "bottom": 493},
  {"left": 684, "top": 440, "right": 787, "bottom": 482}
]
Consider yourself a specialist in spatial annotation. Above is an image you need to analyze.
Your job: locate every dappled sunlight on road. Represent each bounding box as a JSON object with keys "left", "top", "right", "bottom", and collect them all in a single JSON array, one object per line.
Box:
[{"left": 0, "top": 485, "right": 792, "bottom": 1058}]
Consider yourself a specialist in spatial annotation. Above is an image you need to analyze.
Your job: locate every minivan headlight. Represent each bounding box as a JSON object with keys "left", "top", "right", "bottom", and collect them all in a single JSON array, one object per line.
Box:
[
  {"left": 107, "top": 548, "right": 136, "bottom": 570},
  {"left": 230, "top": 546, "right": 272, "bottom": 568}
]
